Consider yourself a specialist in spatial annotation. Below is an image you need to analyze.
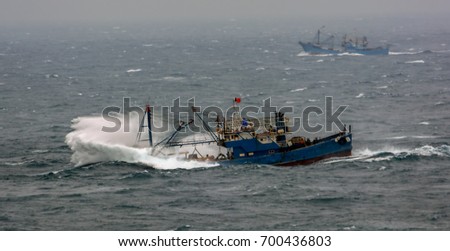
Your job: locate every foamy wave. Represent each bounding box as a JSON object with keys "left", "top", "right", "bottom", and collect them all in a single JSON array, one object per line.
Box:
[
  {"left": 162, "top": 76, "right": 185, "bottom": 82},
  {"left": 389, "top": 51, "right": 421, "bottom": 55},
  {"left": 390, "top": 50, "right": 449, "bottom": 55},
  {"left": 338, "top": 52, "right": 364, "bottom": 56},
  {"left": 3, "top": 160, "right": 34, "bottom": 166},
  {"left": 405, "top": 60, "right": 425, "bottom": 64},
  {"left": 67, "top": 141, "right": 217, "bottom": 169},
  {"left": 385, "top": 135, "right": 439, "bottom": 140},
  {"left": 296, "top": 52, "right": 310, "bottom": 57},
  {"left": 324, "top": 145, "right": 449, "bottom": 164},
  {"left": 296, "top": 52, "right": 334, "bottom": 57},
  {"left": 126, "top": 69, "right": 142, "bottom": 73},
  {"left": 290, "top": 87, "right": 307, "bottom": 92},
  {"left": 65, "top": 115, "right": 217, "bottom": 170}
]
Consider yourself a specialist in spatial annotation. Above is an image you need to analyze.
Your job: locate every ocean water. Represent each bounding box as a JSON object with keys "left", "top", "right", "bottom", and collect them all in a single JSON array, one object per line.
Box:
[{"left": 1, "top": 18, "right": 450, "bottom": 230}]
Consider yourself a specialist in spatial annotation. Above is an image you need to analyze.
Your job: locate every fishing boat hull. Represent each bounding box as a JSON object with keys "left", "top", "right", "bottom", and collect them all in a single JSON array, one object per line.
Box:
[
  {"left": 217, "top": 133, "right": 352, "bottom": 166},
  {"left": 299, "top": 41, "right": 341, "bottom": 55},
  {"left": 343, "top": 43, "right": 389, "bottom": 55}
]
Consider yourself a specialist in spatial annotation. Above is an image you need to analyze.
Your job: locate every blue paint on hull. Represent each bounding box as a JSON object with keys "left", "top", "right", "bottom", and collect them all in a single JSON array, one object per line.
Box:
[
  {"left": 299, "top": 41, "right": 340, "bottom": 55},
  {"left": 218, "top": 133, "right": 352, "bottom": 166},
  {"left": 343, "top": 43, "right": 389, "bottom": 55}
]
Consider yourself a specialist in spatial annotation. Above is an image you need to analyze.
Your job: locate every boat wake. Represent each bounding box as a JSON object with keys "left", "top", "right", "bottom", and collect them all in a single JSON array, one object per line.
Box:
[
  {"left": 297, "top": 52, "right": 364, "bottom": 57},
  {"left": 405, "top": 60, "right": 425, "bottom": 64},
  {"left": 389, "top": 49, "right": 450, "bottom": 55},
  {"left": 324, "top": 145, "right": 450, "bottom": 164},
  {"left": 297, "top": 52, "right": 334, "bottom": 57},
  {"left": 65, "top": 115, "right": 218, "bottom": 170},
  {"left": 389, "top": 51, "right": 423, "bottom": 55}
]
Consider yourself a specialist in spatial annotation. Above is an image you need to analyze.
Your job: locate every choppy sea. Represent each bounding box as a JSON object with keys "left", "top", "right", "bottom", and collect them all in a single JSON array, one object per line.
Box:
[{"left": 1, "top": 18, "right": 449, "bottom": 230}]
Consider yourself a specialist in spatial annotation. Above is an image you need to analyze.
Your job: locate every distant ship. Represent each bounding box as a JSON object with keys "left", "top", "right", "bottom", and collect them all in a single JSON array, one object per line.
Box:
[
  {"left": 138, "top": 99, "right": 352, "bottom": 166},
  {"left": 298, "top": 28, "right": 340, "bottom": 55},
  {"left": 299, "top": 28, "right": 389, "bottom": 55},
  {"left": 341, "top": 35, "right": 389, "bottom": 55}
]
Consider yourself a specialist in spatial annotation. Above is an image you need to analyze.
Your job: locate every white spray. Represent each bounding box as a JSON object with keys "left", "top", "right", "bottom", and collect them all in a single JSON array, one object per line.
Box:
[{"left": 65, "top": 114, "right": 219, "bottom": 169}]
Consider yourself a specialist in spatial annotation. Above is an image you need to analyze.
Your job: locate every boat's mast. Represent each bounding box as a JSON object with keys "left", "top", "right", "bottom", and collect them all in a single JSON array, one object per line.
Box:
[
  {"left": 317, "top": 29, "right": 320, "bottom": 45},
  {"left": 146, "top": 104, "right": 153, "bottom": 147}
]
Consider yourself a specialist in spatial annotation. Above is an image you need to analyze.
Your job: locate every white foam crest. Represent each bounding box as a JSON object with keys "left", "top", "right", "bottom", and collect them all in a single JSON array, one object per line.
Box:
[
  {"left": 324, "top": 148, "right": 393, "bottom": 164},
  {"left": 356, "top": 146, "right": 409, "bottom": 157},
  {"left": 3, "top": 160, "right": 34, "bottom": 166},
  {"left": 31, "top": 149, "right": 50, "bottom": 154},
  {"left": 387, "top": 136, "right": 407, "bottom": 140},
  {"left": 296, "top": 52, "right": 334, "bottom": 57},
  {"left": 126, "top": 68, "right": 142, "bottom": 73},
  {"left": 323, "top": 155, "right": 368, "bottom": 164},
  {"left": 411, "top": 135, "right": 439, "bottom": 139},
  {"left": 385, "top": 135, "right": 439, "bottom": 140},
  {"left": 338, "top": 52, "right": 364, "bottom": 56},
  {"left": 355, "top": 93, "right": 364, "bottom": 98},
  {"left": 68, "top": 140, "right": 217, "bottom": 169},
  {"left": 324, "top": 145, "right": 449, "bottom": 164},
  {"left": 389, "top": 51, "right": 421, "bottom": 55},
  {"left": 296, "top": 52, "right": 310, "bottom": 57},
  {"left": 411, "top": 145, "right": 450, "bottom": 157},
  {"left": 65, "top": 115, "right": 218, "bottom": 169},
  {"left": 405, "top": 60, "right": 425, "bottom": 64},
  {"left": 290, "top": 87, "right": 307, "bottom": 92},
  {"left": 356, "top": 145, "right": 449, "bottom": 157},
  {"left": 162, "top": 76, "right": 185, "bottom": 82}
]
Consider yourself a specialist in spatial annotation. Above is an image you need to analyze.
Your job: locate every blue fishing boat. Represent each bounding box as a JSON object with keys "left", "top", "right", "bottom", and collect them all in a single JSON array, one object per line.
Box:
[
  {"left": 298, "top": 27, "right": 340, "bottom": 55},
  {"left": 299, "top": 28, "right": 389, "bottom": 56},
  {"left": 139, "top": 100, "right": 353, "bottom": 166},
  {"left": 341, "top": 35, "right": 389, "bottom": 55}
]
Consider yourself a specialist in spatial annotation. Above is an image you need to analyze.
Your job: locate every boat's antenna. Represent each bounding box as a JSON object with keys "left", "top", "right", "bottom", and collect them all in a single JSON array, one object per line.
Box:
[
  {"left": 318, "top": 29, "right": 320, "bottom": 45},
  {"left": 318, "top": 26, "right": 325, "bottom": 45},
  {"left": 145, "top": 104, "right": 153, "bottom": 147},
  {"left": 135, "top": 111, "right": 145, "bottom": 146}
]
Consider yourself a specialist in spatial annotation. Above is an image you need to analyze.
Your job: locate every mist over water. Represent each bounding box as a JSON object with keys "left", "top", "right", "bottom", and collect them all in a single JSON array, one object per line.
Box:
[{"left": 1, "top": 17, "right": 450, "bottom": 230}]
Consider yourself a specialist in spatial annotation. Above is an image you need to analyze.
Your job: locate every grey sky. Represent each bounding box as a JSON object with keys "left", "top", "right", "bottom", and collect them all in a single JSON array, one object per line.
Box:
[{"left": 1, "top": 0, "right": 449, "bottom": 25}]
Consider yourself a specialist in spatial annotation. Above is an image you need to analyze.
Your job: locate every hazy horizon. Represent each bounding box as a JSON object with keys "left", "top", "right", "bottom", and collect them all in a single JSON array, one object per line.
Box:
[{"left": 2, "top": 0, "right": 450, "bottom": 26}]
